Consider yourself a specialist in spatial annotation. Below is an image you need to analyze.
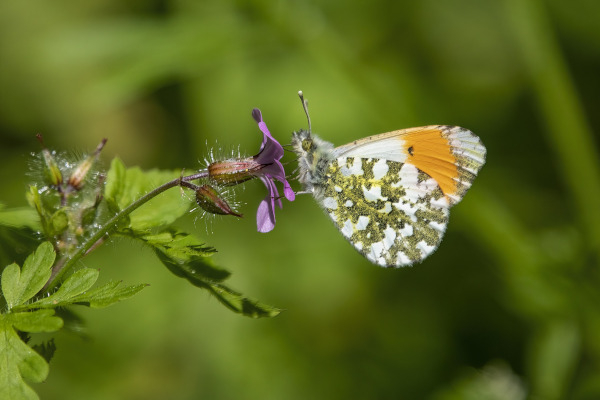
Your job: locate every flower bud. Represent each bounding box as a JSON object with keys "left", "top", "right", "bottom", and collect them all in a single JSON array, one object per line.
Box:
[
  {"left": 67, "top": 138, "right": 107, "bottom": 190},
  {"left": 208, "top": 158, "right": 263, "bottom": 186},
  {"left": 36, "top": 134, "right": 62, "bottom": 187},
  {"left": 68, "top": 157, "right": 94, "bottom": 190},
  {"left": 195, "top": 184, "right": 242, "bottom": 218},
  {"left": 41, "top": 148, "right": 63, "bottom": 186}
]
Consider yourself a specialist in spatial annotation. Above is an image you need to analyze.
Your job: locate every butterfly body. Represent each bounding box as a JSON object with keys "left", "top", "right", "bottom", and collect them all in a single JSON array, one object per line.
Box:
[{"left": 291, "top": 125, "right": 486, "bottom": 267}]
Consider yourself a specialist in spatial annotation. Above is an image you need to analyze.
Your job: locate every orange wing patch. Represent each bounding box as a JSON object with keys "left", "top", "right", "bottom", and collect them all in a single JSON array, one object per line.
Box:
[{"left": 401, "top": 127, "right": 459, "bottom": 200}]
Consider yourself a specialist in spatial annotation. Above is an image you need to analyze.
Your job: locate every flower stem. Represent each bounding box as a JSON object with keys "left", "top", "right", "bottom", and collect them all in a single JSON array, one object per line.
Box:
[{"left": 44, "top": 169, "right": 209, "bottom": 291}]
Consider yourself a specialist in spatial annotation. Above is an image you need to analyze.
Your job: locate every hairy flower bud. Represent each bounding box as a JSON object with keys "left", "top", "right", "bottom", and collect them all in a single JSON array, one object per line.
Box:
[
  {"left": 41, "top": 148, "right": 63, "bottom": 186},
  {"left": 67, "top": 138, "right": 107, "bottom": 190},
  {"left": 195, "top": 184, "right": 242, "bottom": 217},
  {"left": 207, "top": 158, "right": 263, "bottom": 186},
  {"left": 36, "top": 134, "right": 63, "bottom": 186}
]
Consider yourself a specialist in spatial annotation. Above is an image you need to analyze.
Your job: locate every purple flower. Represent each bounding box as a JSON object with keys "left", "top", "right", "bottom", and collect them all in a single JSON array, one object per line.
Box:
[{"left": 251, "top": 108, "right": 295, "bottom": 233}]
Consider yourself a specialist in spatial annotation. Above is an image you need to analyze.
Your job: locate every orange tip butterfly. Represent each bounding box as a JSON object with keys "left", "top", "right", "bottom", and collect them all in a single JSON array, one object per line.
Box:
[{"left": 291, "top": 91, "right": 486, "bottom": 267}]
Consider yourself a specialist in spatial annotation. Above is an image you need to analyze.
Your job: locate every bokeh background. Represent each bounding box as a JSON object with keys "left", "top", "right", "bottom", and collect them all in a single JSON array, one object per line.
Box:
[{"left": 1, "top": 0, "right": 600, "bottom": 399}]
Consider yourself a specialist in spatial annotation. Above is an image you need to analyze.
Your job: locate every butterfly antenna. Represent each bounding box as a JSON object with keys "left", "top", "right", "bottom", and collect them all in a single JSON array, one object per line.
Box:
[{"left": 298, "top": 90, "right": 312, "bottom": 134}]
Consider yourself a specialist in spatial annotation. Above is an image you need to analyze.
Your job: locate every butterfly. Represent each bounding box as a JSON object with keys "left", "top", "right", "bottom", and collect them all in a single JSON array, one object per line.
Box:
[{"left": 291, "top": 91, "right": 486, "bottom": 267}]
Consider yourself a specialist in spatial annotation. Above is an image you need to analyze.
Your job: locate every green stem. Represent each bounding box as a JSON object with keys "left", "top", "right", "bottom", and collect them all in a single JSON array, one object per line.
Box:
[{"left": 44, "top": 170, "right": 209, "bottom": 291}]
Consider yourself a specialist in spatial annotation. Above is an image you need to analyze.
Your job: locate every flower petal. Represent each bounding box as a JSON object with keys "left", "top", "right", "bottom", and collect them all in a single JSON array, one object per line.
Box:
[
  {"left": 261, "top": 176, "right": 282, "bottom": 209},
  {"left": 259, "top": 162, "right": 286, "bottom": 183},
  {"left": 252, "top": 108, "right": 284, "bottom": 164},
  {"left": 251, "top": 108, "right": 295, "bottom": 232},
  {"left": 251, "top": 108, "right": 268, "bottom": 150},
  {"left": 260, "top": 162, "right": 296, "bottom": 202},
  {"left": 283, "top": 181, "right": 296, "bottom": 201},
  {"left": 251, "top": 108, "right": 263, "bottom": 124},
  {"left": 256, "top": 197, "right": 275, "bottom": 233},
  {"left": 256, "top": 175, "right": 286, "bottom": 232}
]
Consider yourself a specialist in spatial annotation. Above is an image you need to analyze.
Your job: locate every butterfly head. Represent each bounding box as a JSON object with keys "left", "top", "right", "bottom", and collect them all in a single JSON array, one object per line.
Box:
[
  {"left": 291, "top": 129, "right": 316, "bottom": 188},
  {"left": 291, "top": 92, "right": 335, "bottom": 191},
  {"left": 291, "top": 128, "right": 314, "bottom": 154}
]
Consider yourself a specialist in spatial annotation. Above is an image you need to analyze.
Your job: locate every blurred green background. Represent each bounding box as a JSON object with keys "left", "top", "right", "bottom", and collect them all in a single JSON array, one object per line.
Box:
[{"left": 1, "top": 0, "right": 600, "bottom": 399}]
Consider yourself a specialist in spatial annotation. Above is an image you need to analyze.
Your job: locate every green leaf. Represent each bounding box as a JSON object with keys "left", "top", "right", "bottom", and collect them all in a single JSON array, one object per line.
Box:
[
  {"left": 156, "top": 249, "right": 280, "bottom": 318},
  {"left": 1, "top": 242, "right": 55, "bottom": 310},
  {"left": 0, "top": 310, "right": 63, "bottom": 400},
  {"left": 104, "top": 158, "right": 192, "bottom": 230},
  {"left": 126, "top": 229, "right": 227, "bottom": 281},
  {"left": 9, "top": 309, "right": 64, "bottom": 333},
  {"left": 18, "top": 267, "right": 146, "bottom": 310},
  {"left": 22, "top": 268, "right": 99, "bottom": 309},
  {"left": 70, "top": 280, "right": 147, "bottom": 308},
  {"left": 206, "top": 283, "right": 282, "bottom": 319},
  {"left": 124, "top": 228, "right": 280, "bottom": 318}
]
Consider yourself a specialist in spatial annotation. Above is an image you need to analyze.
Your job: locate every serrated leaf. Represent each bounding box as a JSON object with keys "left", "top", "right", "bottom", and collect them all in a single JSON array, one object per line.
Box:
[
  {"left": 207, "top": 283, "right": 281, "bottom": 318},
  {"left": 0, "top": 325, "right": 46, "bottom": 400},
  {"left": 126, "top": 228, "right": 227, "bottom": 282},
  {"left": 154, "top": 249, "right": 229, "bottom": 283},
  {"left": 153, "top": 250, "right": 280, "bottom": 317},
  {"left": 127, "top": 229, "right": 279, "bottom": 318},
  {"left": 139, "top": 230, "right": 217, "bottom": 258},
  {"left": 2, "top": 263, "right": 20, "bottom": 304},
  {"left": 23, "top": 268, "right": 99, "bottom": 309},
  {"left": 1, "top": 242, "right": 55, "bottom": 310},
  {"left": 18, "top": 267, "right": 145, "bottom": 310},
  {"left": 0, "top": 310, "right": 63, "bottom": 400},
  {"left": 104, "top": 158, "right": 192, "bottom": 230},
  {"left": 9, "top": 309, "right": 64, "bottom": 333},
  {"left": 70, "top": 280, "right": 147, "bottom": 308}
]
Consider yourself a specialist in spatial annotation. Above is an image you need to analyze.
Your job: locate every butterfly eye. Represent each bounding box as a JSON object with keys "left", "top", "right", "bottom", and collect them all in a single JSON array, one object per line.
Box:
[{"left": 301, "top": 138, "right": 313, "bottom": 152}]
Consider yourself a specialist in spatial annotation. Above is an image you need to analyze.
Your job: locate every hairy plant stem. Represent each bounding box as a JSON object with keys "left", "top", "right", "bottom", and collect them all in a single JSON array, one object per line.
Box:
[{"left": 44, "top": 170, "right": 209, "bottom": 291}]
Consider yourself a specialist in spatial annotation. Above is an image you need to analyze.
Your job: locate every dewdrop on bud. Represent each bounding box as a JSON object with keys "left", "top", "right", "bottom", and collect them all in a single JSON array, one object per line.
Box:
[
  {"left": 67, "top": 138, "right": 107, "bottom": 190},
  {"left": 195, "top": 184, "right": 242, "bottom": 218}
]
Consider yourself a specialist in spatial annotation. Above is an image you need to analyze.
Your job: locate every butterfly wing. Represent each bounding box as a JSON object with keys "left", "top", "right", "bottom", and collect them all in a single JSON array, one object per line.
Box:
[
  {"left": 319, "top": 156, "right": 450, "bottom": 267},
  {"left": 332, "top": 125, "right": 486, "bottom": 206},
  {"left": 314, "top": 125, "right": 485, "bottom": 267}
]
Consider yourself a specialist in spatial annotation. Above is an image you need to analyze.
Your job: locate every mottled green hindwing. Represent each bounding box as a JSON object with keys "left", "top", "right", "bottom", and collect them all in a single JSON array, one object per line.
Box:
[{"left": 320, "top": 156, "right": 449, "bottom": 267}]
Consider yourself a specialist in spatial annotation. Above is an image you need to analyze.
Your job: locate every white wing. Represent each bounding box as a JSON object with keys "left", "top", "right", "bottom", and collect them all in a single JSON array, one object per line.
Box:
[{"left": 332, "top": 125, "right": 486, "bottom": 206}]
